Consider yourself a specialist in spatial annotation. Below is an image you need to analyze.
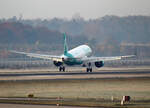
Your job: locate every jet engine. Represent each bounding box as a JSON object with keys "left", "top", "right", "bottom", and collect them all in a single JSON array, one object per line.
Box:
[
  {"left": 95, "top": 61, "right": 104, "bottom": 68},
  {"left": 53, "top": 61, "right": 63, "bottom": 66}
]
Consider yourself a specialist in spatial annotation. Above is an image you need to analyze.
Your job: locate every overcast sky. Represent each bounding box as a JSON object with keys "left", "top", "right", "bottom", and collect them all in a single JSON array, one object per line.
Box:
[{"left": 0, "top": 0, "right": 150, "bottom": 19}]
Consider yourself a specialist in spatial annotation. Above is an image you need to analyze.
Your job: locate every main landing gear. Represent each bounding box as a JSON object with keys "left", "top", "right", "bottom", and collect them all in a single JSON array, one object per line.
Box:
[
  {"left": 59, "top": 66, "right": 65, "bottom": 72},
  {"left": 86, "top": 62, "right": 92, "bottom": 72}
]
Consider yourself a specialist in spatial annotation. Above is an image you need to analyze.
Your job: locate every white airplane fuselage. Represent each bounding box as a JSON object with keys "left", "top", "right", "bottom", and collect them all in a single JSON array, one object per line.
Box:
[{"left": 60, "top": 45, "right": 92, "bottom": 65}]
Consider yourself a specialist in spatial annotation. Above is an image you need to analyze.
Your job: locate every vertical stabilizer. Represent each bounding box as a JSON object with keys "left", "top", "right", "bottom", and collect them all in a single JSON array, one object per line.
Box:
[{"left": 63, "top": 33, "right": 68, "bottom": 55}]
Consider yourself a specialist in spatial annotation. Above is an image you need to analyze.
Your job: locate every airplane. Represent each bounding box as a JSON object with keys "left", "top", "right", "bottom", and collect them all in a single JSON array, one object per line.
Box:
[{"left": 11, "top": 33, "right": 135, "bottom": 72}]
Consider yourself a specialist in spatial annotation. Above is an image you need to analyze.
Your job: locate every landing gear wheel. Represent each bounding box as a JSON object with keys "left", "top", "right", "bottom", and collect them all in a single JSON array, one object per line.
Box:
[
  {"left": 59, "top": 66, "right": 65, "bottom": 72},
  {"left": 86, "top": 62, "right": 92, "bottom": 72},
  {"left": 62, "top": 66, "right": 65, "bottom": 72},
  {"left": 86, "top": 68, "right": 89, "bottom": 72},
  {"left": 86, "top": 68, "right": 92, "bottom": 72},
  {"left": 90, "top": 68, "right": 92, "bottom": 72},
  {"left": 59, "top": 67, "right": 62, "bottom": 71}
]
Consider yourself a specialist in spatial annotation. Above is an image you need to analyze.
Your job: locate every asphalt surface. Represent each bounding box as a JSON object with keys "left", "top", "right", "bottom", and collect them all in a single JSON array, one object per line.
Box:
[
  {"left": 0, "top": 71, "right": 150, "bottom": 76},
  {"left": 0, "top": 69, "right": 150, "bottom": 81}
]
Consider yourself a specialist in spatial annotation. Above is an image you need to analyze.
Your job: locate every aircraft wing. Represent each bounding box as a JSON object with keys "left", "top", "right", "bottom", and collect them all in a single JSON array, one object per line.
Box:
[
  {"left": 81, "top": 55, "right": 135, "bottom": 63},
  {"left": 10, "top": 50, "right": 63, "bottom": 61}
]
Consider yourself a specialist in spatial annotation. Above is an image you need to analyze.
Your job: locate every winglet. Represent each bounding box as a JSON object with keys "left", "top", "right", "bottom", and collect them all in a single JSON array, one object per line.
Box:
[{"left": 63, "top": 33, "right": 68, "bottom": 55}]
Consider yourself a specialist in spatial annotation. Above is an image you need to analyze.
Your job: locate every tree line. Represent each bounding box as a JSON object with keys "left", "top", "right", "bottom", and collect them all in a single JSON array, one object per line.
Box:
[{"left": 0, "top": 15, "right": 150, "bottom": 58}]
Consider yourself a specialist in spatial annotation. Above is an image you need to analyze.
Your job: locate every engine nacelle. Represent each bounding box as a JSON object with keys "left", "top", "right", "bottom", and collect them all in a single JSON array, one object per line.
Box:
[
  {"left": 53, "top": 61, "right": 63, "bottom": 67},
  {"left": 95, "top": 61, "right": 104, "bottom": 68}
]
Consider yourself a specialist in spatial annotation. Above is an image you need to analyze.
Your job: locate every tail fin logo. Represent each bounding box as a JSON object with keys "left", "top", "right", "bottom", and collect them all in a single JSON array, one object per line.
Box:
[{"left": 63, "top": 33, "right": 68, "bottom": 55}]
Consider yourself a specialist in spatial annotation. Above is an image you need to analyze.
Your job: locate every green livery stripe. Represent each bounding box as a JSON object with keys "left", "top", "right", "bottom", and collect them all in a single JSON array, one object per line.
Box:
[{"left": 64, "top": 53, "right": 83, "bottom": 65}]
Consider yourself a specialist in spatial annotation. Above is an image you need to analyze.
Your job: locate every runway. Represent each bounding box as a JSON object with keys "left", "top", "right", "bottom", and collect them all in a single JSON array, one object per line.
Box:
[
  {"left": 0, "top": 71, "right": 150, "bottom": 76},
  {"left": 0, "top": 103, "right": 92, "bottom": 108},
  {"left": 0, "top": 67, "right": 150, "bottom": 107},
  {"left": 0, "top": 67, "right": 150, "bottom": 81}
]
